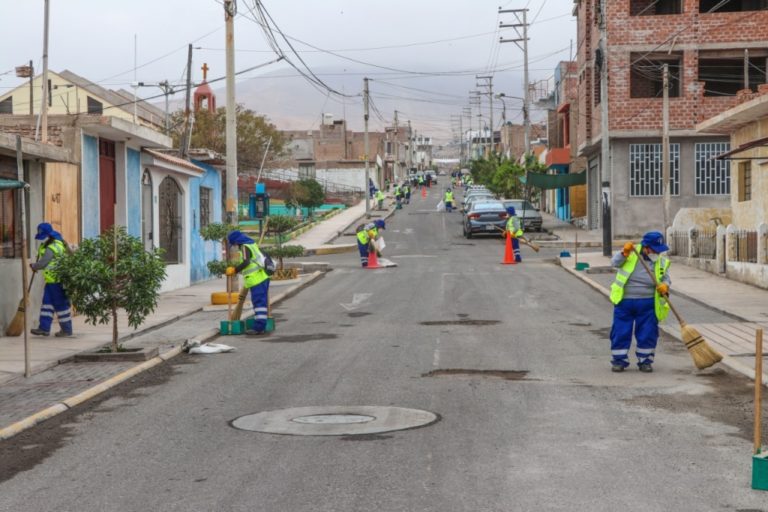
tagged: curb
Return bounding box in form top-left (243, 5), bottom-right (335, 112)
top-left (0, 270), bottom-right (327, 442)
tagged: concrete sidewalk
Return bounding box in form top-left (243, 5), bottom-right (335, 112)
top-left (559, 251), bottom-right (768, 384)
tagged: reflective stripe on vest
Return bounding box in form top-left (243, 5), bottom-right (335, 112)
top-left (241, 243), bottom-right (268, 288)
top-left (609, 247), bottom-right (671, 322)
top-left (38, 240), bottom-right (65, 284)
top-left (357, 230), bottom-right (369, 245)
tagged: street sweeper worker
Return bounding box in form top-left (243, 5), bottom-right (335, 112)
top-left (226, 230), bottom-right (270, 335)
top-left (375, 189), bottom-right (385, 210)
top-left (505, 206), bottom-right (523, 263)
top-left (356, 224), bottom-right (374, 267)
top-left (609, 231), bottom-right (671, 373)
top-left (444, 188), bottom-right (454, 212)
top-left (30, 223), bottom-right (73, 337)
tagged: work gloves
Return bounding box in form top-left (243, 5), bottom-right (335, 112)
top-left (656, 283), bottom-right (669, 296)
top-left (622, 242), bottom-right (635, 257)
top-left (225, 266), bottom-right (236, 276)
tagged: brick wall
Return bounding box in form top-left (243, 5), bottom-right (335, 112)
top-left (576, 0), bottom-right (768, 148)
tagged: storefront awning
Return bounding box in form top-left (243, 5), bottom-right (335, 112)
top-left (523, 171), bottom-right (586, 190)
top-left (0, 178), bottom-right (27, 190)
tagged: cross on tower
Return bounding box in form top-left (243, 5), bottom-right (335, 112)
top-left (201, 63), bottom-right (209, 81)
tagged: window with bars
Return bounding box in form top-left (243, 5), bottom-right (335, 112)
top-left (199, 187), bottom-right (212, 229)
top-left (629, 143), bottom-right (680, 197)
top-left (738, 161), bottom-right (752, 201)
top-left (695, 142), bottom-right (731, 195)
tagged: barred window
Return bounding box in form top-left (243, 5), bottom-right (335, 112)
top-left (199, 187), bottom-right (212, 229)
top-left (629, 143), bottom-right (680, 197)
top-left (695, 142), bottom-right (730, 195)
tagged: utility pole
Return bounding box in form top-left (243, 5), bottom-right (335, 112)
top-left (363, 77), bottom-right (370, 214)
top-left (477, 75), bottom-right (494, 156)
top-left (499, 7), bottom-right (530, 154)
top-left (224, 0), bottom-right (238, 224)
top-left (599, 0), bottom-right (612, 256)
top-left (469, 91), bottom-right (482, 159)
top-left (662, 63), bottom-right (671, 235)
top-left (180, 45), bottom-right (193, 158)
top-left (462, 107), bottom-right (471, 163)
top-left (40, 0), bottom-right (50, 143)
top-left (393, 110), bottom-right (399, 182)
top-left (407, 120), bottom-right (413, 171)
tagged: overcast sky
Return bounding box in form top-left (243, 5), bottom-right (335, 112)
top-left (1, 0), bottom-right (576, 140)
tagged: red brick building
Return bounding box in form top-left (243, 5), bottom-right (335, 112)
top-left (576, 0), bottom-right (768, 236)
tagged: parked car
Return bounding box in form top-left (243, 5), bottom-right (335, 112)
top-left (461, 191), bottom-right (494, 210)
top-left (463, 200), bottom-right (509, 238)
top-left (502, 199), bottom-right (543, 232)
top-left (464, 194), bottom-right (496, 213)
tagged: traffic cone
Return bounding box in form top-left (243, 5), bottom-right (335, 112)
top-left (421, 187), bottom-right (427, 199)
top-left (502, 231), bottom-right (516, 265)
top-left (367, 247), bottom-right (382, 269)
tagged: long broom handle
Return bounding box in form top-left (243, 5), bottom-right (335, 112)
top-left (756, 328), bottom-right (764, 455)
top-left (635, 249), bottom-right (685, 325)
top-left (493, 226), bottom-right (540, 252)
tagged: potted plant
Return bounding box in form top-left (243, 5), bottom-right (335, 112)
top-left (55, 226), bottom-right (166, 356)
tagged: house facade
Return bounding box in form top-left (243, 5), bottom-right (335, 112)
top-left (0, 70), bottom-right (222, 297)
top-left (575, 0), bottom-right (768, 236)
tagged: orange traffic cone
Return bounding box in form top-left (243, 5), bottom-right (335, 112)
top-left (502, 231), bottom-right (516, 265)
top-left (367, 247), bottom-right (382, 269)
top-left (421, 187), bottom-right (427, 199)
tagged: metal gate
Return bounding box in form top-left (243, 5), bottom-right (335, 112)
top-left (158, 176), bottom-right (182, 264)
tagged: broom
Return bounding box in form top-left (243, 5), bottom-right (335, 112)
top-left (636, 251), bottom-right (722, 369)
top-left (5, 272), bottom-right (36, 337)
top-left (231, 217), bottom-right (270, 321)
top-left (493, 226), bottom-right (540, 252)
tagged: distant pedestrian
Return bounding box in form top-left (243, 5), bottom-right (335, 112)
top-left (505, 206), bottom-right (522, 263)
top-left (444, 188), bottom-right (454, 212)
top-left (609, 231), bottom-right (671, 373)
top-left (30, 223), bottom-right (73, 337)
top-left (226, 230), bottom-right (271, 335)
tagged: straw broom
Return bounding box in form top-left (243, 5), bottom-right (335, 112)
top-left (493, 225), bottom-right (540, 252)
top-left (5, 273), bottom-right (35, 337)
top-left (636, 252), bottom-right (722, 369)
top-left (231, 217), bottom-right (269, 321)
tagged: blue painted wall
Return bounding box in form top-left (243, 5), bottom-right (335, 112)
top-left (189, 160), bottom-right (222, 283)
top-left (81, 134), bottom-right (100, 239)
top-left (126, 148), bottom-right (141, 237)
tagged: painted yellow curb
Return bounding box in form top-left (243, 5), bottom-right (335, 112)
top-left (0, 403), bottom-right (68, 441)
top-left (314, 245), bottom-right (357, 255)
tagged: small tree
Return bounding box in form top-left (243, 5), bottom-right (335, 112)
top-left (200, 222), bottom-right (237, 277)
top-left (264, 214), bottom-right (304, 277)
top-left (287, 179), bottom-right (325, 218)
top-left (55, 227), bottom-right (166, 352)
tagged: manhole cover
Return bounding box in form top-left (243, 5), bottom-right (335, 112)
top-left (292, 414), bottom-right (375, 424)
top-left (231, 406), bottom-right (438, 436)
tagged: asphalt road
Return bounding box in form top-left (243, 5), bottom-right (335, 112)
top-left (0, 182), bottom-right (765, 511)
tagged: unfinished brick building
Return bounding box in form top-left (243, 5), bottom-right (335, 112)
top-left (575, 0), bottom-right (768, 236)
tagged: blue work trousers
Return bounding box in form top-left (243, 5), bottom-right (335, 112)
top-left (249, 280), bottom-right (270, 332)
top-left (445, 201), bottom-right (453, 212)
top-left (39, 283), bottom-right (73, 334)
top-left (357, 240), bottom-right (369, 267)
top-left (610, 297), bottom-right (658, 368)
top-left (512, 237), bottom-right (521, 262)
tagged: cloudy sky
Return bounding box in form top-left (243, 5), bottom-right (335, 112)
top-left (1, 0), bottom-right (576, 141)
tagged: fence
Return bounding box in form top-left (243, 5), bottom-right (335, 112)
top-left (668, 224), bottom-right (767, 266)
top-left (734, 229), bottom-right (758, 263)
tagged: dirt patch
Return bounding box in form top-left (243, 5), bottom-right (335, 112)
top-left (347, 312), bottom-right (371, 318)
top-left (422, 369), bottom-right (530, 381)
top-left (453, 243), bottom-right (475, 246)
top-left (589, 327), bottom-right (611, 339)
top-left (624, 368), bottom-right (755, 442)
top-left (338, 324), bottom-right (354, 327)
top-left (420, 319), bottom-right (500, 326)
top-left (0, 356), bottom-right (196, 484)
top-left (456, 314), bottom-right (469, 318)
top-left (259, 333), bottom-right (338, 343)
top-left (569, 322), bottom-right (593, 327)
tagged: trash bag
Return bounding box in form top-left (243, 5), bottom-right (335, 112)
top-left (187, 341), bottom-right (237, 354)
top-left (436, 200), bottom-right (444, 211)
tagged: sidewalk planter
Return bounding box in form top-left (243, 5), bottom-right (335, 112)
top-left (75, 346), bottom-right (159, 363)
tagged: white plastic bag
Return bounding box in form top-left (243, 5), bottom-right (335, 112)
top-left (436, 200), bottom-right (444, 211)
top-left (188, 342), bottom-right (237, 354)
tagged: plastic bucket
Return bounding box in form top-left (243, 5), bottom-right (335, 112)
top-left (753, 452), bottom-right (768, 491)
top-left (575, 262), bottom-right (590, 271)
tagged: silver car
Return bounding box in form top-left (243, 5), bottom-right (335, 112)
top-left (502, 199), bottom-right (543, 232)
top-left (462, 200), bottom-right (509, 238)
